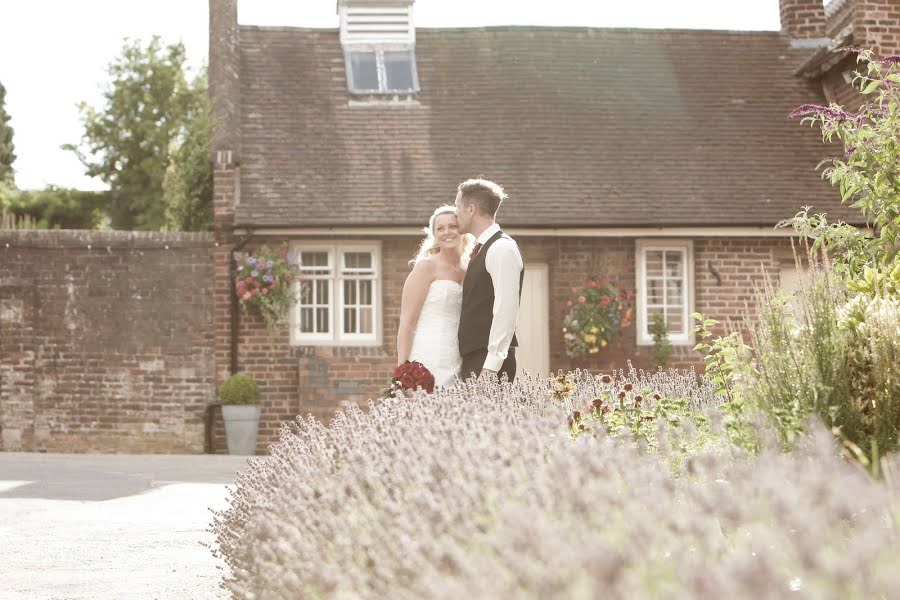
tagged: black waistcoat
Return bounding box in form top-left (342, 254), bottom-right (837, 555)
top-left (458, 230), bottom-right (524, 357)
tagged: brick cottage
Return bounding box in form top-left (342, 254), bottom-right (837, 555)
top-left (207, 0), bottom-right (896, 448)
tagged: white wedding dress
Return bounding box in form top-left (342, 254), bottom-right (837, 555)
top-left (408, 280), bottom-right (463, 389)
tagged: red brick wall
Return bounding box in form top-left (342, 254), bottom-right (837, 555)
top-left (222, 234), bottom-right (794, 450)
top-left (853, 0), bottom-right (900, 56)
top-left (0, 230), bottom-right (216, 453)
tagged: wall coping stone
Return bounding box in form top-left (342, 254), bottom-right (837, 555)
top-left (0, 229), bottom-right (215, 249)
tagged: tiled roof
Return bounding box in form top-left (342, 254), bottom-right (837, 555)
top-left (235, 26), bottom-right (862, 228)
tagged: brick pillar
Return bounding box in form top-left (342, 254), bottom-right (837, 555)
top-left (0, 278), bottom-right (35, 451)
top-left (853, 0), bottom-right (900, 56)
top-left (780, 0), bottom-right (827, 41)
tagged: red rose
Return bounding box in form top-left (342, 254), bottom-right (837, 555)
top-left (400, 374), bottom-right (416, 389)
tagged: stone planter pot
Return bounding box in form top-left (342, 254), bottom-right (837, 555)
top-left (221, 404), bottom-right (261, 455)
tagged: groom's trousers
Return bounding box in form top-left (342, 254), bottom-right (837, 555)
top-left (459, 348), bottom-right (516, 383)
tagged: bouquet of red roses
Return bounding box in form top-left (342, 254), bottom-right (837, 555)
top-left (382, 361), bottom-right (435, 398)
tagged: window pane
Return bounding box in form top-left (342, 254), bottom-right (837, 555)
top-left (665, 251), bottom-right (683, 277)
top-left (384, 50), bottom-right (414, 91)
top-left (300, 283), bottom-right (313, 304)
top-left (316, 308), bottom-right (329, 333)
top-left (315, 281), bottom-right (330, 304)
top-left (344, 307), bottom-right (357, 333)
top-left (350, 51), bottom-right (378, 91)
top-left (344, 280), bottom-right (357, 305)
top-left (360, 280), bottom-right (372, 305)
top-left (344, 252), bottom-right (372, 270)
top-left (647, 279), bottom-right (663, 305)
top-left (645, 251), bottom-right (663, 277)
top-left (301, 252), bottom-right (328, 267)
top-left (665, 309), bottom-right (683, 333)
top-left (300, 308), bottom-right (313, 333)
top-left (666, 280), bottom-right (684, 305)
top-left (359, 307), bottom-right (373, 334)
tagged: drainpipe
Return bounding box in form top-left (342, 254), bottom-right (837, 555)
top-left (205, 231), bottom-right (252, 454)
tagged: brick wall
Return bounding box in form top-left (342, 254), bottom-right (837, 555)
top-left (0, 230), bottom-right (216, 453)
top-left (223, 234), bottom-right (794, 450)
top-left (853, 0), bottom-right (900, 56)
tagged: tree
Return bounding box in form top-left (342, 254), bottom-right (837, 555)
top-left (0, 186), bottom-right (108, 229)
top-left (0, 80), bottom-right (15, 184)
top-left (163, 70), bottom-right (213, 231)
top-left (65, 37), bottom-right (200, 230)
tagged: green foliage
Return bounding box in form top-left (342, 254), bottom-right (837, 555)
top-left (65, 37), bottom-right (207, 230)
top-left (234, 244), bottom-right (304, 330)
top-left (648, 313), bottom-right (673, 369)
top-left (691, 313), bottom-right (761, 451)
top-left (0, 81), bottom-right (14, 184)
top-left (0, 186), bottom-right (107, 229)
top-left (163, 70), bottom-right (213, 231)
top-left (784, 50), bottom-right (900, 281)
top-left (218, 372), bottom-right (261, 405)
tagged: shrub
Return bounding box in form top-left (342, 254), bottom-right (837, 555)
top-left (217, 372), bottom-right (260, 405)
top-left (211, 375), bottom-right (900, 598)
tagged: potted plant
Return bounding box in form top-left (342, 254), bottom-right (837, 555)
top-left (218, 372), bottom-right (261, 455)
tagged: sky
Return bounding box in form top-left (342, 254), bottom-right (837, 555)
top-left (0, 0), bottom-right (783, 191)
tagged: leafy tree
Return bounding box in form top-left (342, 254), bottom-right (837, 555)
top-left (163, 70), bottom-right (213, 231)
top-left (0, 80), bottom-right (15, 184)
top-left (65, 37), bottom-right (200, 230)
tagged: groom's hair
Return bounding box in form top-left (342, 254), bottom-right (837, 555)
top-left (457, 178), bottom-right (507, 218)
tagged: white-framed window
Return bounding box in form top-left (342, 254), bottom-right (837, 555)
top-left (635, 240), bottom-right (694, 346)
top-left (291, 243), bottom-right (381, 346)
top-left (345, 47), bottom-right (419, 95)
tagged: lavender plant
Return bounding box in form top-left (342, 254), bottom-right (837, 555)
top-left (211, 375), bottom-right (900, 599)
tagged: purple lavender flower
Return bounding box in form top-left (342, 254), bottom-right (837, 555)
top-left (879, 55), bottom-right (900, 65)
top-left (788, 104), bottom-right (826, 119)
top-left (251, 270), bottom-right (259, 277)
top-left (263, 275), bottom-right (273, 283)
top-left (248, 257), bottom-right (257, 265)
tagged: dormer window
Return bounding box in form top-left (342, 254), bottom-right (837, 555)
top-left (346, 48), bottom-right (418, 94)
top-left (339, 0), bottom-right (418, 97)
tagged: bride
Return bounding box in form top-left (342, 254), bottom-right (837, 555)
top-left (396, 205), bottom-right (471, 389)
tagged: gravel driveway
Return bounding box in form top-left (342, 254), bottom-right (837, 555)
top-left (0, 452), bottom-right (249, 599)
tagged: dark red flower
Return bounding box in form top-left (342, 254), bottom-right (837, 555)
top-left (600, 374), bottom-right (612, 384)
top-left (400, 374), bottom-right (416, 389)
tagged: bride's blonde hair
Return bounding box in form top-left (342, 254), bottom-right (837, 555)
top-left (409, 205), bottom-right (473, 266)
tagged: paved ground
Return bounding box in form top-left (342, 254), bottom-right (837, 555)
top-left (0, 452), bottom-right (251, 599)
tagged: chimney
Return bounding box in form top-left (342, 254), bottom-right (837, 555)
top-left (209, 0), bottom-right (240, 163)
top-left (851, 0), bottom-right (900, 56)
top-left (780, 0), bottom-right (829, 47)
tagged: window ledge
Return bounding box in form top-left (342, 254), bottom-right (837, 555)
top-left (348, 95), bottom-right (421, 108)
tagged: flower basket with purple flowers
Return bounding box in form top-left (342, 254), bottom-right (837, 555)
top-left (233, 244), bottom-right (304, 329)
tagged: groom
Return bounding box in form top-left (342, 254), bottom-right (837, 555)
top-left (454, 178), bottom-right (525, 382)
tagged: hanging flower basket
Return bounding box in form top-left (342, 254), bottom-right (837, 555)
top-left (563, 276), bottom-right (634, 358)
top-left (233, 244), bottom-right (304, 329)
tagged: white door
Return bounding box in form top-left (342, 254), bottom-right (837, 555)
top-left (516, 263), bottom-right (550, 377)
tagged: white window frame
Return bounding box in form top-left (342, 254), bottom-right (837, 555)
top-left (635, 239), bottom-right (695, 346)
top-left (344, 46), bottom-right (420, 95)
top-left (290, 242), bottom-right (382, 346)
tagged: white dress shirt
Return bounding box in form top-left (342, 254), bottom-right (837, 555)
top-left (475, 223), bottom-right (524, 372)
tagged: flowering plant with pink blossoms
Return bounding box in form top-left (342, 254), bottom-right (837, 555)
top-left (233, 244), bottom-right (304, 329)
